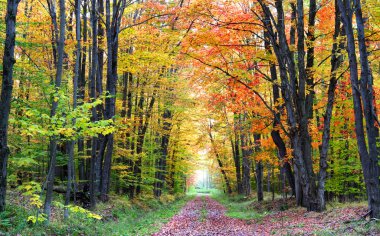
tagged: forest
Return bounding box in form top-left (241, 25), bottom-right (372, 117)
top-left (0, 0), bottom-right (380, 235)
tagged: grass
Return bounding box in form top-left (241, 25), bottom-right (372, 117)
top-left (211, 192), bottom-right (265, 221)
top-left (0, 192), bottom-right (192, 236)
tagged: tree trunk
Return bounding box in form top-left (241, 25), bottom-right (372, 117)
top-left (241, 114), bottom-right (252, 196)
top-left (233, 113), bottom-right (242, 194)
top-left (154, 108), bottom-right (172, 198)
top-left (337, 0), bottom-right (380, 218)
top-left (0, 0), bottom-right (20, 212)
top-left (44, 0), bottom-right (66, 220)
top-left (98, 0), bottom-right (126, 202)
top-left (259, 0), bottom-right (321, 211)
top-left (317, 0), bottom-right (344, 212)
top-left (64, 0), bottom-right (81, 219)
top-left (208, 122), bottom-right (232, 194)
top-left (263, 11), bottom-right (296, 196)
top-left (254, 134), bottom-right (263, 201)
top-left (78, 0), bottom-right (88, 184)
top-left (89, 0), bottom-right (99, 209)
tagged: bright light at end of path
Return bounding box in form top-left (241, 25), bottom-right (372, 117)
top-left (195, 169), bottom-right (207, 183)
top-left (197, 149), bottom-right (209, 159)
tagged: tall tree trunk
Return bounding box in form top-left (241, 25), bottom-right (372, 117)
top-left (89, 0), bottom-right (99, 209)
top-left (317, 0), bottom-right (344, 212)
top-left (259, 0), bottom-right (321, 211)
top-left (134, 89), bottom-right (156, 195)
top-left (263, 12), bottom-right (296, 197)
top-left (207, 122), bottom-right (232, 194)
top-left (99, 0), bottom-right (126, 202)
top-left (96, 0), bottom-right (105, 196)
top-left (44, 0), bottom-right (66, 220)
top-left (0, 0), bottom-right (20, 212)
top-left (78, 0), bottom-right (88, 183)
top-left (65, 0), bottom-right (82, 219)
top-left (254, 134), bottom-right (263, 201)
top-left (233, 113), bottom-right (242, 194)
top-left (241, 114), bottom-right (252, 196)
top-left (154, 108), bottom-right (172, 198)
top-left (337, 0), bottom-right (380, 218)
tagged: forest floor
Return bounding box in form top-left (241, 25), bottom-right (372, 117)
top-left (2, 190), bottom-right (380, 235)
top-left (154, 195), bottom-right (380, 236)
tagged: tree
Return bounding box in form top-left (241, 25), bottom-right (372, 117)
top-left (43, 0), bottom-right (66, 221)
top-left (0, 0), bottom-right (21, 212)
top-left (337, 0), bottom-right (380, 218)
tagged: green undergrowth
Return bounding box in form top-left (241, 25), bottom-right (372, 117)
top-left (212, 192), bottom-right (266, 221)
top-left (0, 192), bottom-right (192, 236)
top-left (212, 191), bottom-right (293, 221)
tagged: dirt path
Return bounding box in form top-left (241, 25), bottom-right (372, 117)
top-left (153, 196), bottom-right (259, 236)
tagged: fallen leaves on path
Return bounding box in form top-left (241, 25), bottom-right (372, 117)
top-left (154, 196), bottom-right (375, 235)
top-left (153, 196), bottom-right (256, 236)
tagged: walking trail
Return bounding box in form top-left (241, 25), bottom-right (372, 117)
top-left (153, 195), bottom-right (372, 236)
top-left (153, 196), bottom-right (260, 236)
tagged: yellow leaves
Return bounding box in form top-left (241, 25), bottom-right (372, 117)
top-left (87, 212), bottom-right (102, 220)
top-left (65, 205), bottom-right (102, 220)
top-left (30, 194), bottom-right (43, 208)
top-left (58, 127), bottom-right (75, 137)
top-left (18, 181), bottom-right (42, 196)
top-left (27, 214), bottom-right (46, 224)
top-left (111, 165), bottom-right (130, 171)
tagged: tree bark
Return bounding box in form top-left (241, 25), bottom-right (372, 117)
top-left (89, 0), bottom-right (99, 209)
top-left (78, 0), bottom-right (88, 184)
top-left (233, 113), bottom-right (242, 194)
top-left (337, 0), bottom-right (380, 218)
top-left (64, 0), bottom-right (82, 219)
top-left (208, 123), bottom-right (232, 194)
top-left (0, 0), bottom-right (20, 212)
top-left (241, 114), bottom-right (252, 196)
top-left (254, 134), bottom-right (263, 201)
top-left (263, 11), bottom-right (296, 197)
top-left (154, 108), bottom-right (172, 198)
top-left (317, 0), bottom-right (344, 212)
top-left (44, 0), bottom-right (66, 220)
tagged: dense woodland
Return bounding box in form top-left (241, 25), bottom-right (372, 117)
top-left (0, 0), bottom-right (380, 230)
